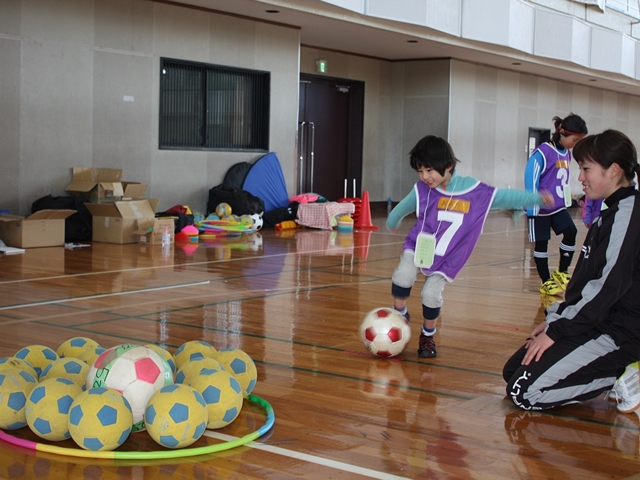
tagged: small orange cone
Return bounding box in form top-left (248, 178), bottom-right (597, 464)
top-left (353, 190), bottom-right (378, 230)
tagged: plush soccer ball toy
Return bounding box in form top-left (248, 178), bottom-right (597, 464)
top-left (0, 356), bottom-right (38, 380)
top-left (68, 387), bottom-right (133, 451)
top-left (144, 383), bottom-right (208, 448)
top-left (86, 344), bottom-right (173, 432)
top-left (25, 377), bottom-right (83, 441)
top-left (0, 368), bottom-right (38, 429)
top-left (56, 337), bottom-right (101, 359)
top-left (14, 344), bottom-right (59, 378)
top-left (359, 307), bottom-right (411, 358)
top-left (40, 357), bottom-right (90, 387)
top-left (215, 203), bottom-right (232, 218)
top-left (215, 348), bottom-right (257, 397)
top-left (187, 369), bottom-right (243, 429)
top-left (174, 357), bottom-right (226, 385)
top-left (173, 340), bottom-right (219, 371)
top-left (145, 344), bottom-right (176, 374)
top-left (248, 213), bottom-right (264, 231)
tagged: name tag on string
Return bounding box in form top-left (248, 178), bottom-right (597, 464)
top-left (414, 233), bottom-right (436, 268)
top-left (563, 185), bottom-right (572, 208)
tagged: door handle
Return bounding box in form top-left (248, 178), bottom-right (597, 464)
top-left (298, 122), bottom-right (307, 193)
top-left (308, 122), bottom-right (315, 192)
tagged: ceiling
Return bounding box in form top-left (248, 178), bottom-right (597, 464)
top-left (159, 0), bottom-right (640, 96)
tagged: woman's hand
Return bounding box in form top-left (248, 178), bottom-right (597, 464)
top-left (522, 322), bottom-right (554, 365)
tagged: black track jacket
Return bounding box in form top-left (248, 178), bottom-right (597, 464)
top-left (545, 186), bottom-right (640, 352)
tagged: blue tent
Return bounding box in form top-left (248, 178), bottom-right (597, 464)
top-left (239, 152), bottom-right (289, 213)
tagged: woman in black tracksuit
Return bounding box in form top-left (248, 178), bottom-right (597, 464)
top-left (504, 129), bottom-right (640, 412)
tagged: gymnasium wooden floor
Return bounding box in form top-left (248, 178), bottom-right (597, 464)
top-left (1, 208), bottom-right (639, 479)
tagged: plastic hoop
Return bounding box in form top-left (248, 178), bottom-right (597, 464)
top-left (0, 394), bottom-right (274, 460)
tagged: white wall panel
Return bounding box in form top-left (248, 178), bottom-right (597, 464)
top-left (320, 0), bottom-right (365, 14)
top-left (535, 9), bottom-right (591, 67)
top-left (591, 26), bottom-right (635, 77)
top-left (425, 0), bottom-right (461, 36)
top-left (367, 0), bottom-right (428, 27)
top-left (462, 0), bottom-right (534, 53)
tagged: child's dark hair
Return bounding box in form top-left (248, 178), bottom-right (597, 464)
top-left (573, 129), bottom-right (639, 182)
top-left (551, 113), bottom-right (588, 144)
top-left (409, 135), bottom-right (459, 176)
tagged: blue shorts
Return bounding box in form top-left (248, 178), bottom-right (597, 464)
top-left (527, 209), bottom-right (575, 242)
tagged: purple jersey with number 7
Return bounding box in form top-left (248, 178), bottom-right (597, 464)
top-left (404, 180), bottom-right (497, 281)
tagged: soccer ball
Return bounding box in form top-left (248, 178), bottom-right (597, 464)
top-left (173, 340), bottom-right (219, 371)
top-left (215, 348), bottom-right (257, 397)
top-left (359, 308), bottom-right (411, 358)
top-left (14, 344), bottom-right (59, 378)
top-left (174, 357), bottom-right (226, 385)
top-left (57, 337), bottom-right (101, 359)
top-left (77, 346), bottom-right (106, 366)
top-left (0, 368), bottom-right (38, 429)
top-left (68, 387), bottom-right (133, 451)
top-left (144, 384), bottom-right (208, 449)
top-left (187, 369), bottom-right (243, 429)
top-left (145, 344), bottom-right (176, 374)
top-left (0, 356), bottom-right (39, 380)
top-left (25, 377), bottom-right (83, 441)
top-left (40, 357), bottom-right (89, 387)
top-left (86, 344), bottom-right (174, 432)
top-left (248, 213), bottom-right (263, 231)
top-left (215, 203), bottom-right (232, 218)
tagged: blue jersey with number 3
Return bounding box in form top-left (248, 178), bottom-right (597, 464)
top-left (404, 180), bottom-right (496, 281)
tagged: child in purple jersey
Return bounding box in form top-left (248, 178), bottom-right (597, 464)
top-left (524, 114), bottom-right (588, 297)
top-left (387, 135), bottom-right (552, 358)
top-left (582, 197), bottom-right (604, 228)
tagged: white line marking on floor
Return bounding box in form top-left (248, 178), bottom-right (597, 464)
top-left (204, 431), bottom-right (409, 480)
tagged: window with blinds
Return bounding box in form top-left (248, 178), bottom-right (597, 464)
top-left (159, 58), bottom-right (270, 151)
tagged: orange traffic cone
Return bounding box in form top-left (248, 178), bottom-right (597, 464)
top-left (353, 190), bottom-right (378, 230)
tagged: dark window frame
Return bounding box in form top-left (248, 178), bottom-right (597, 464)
top-left (159, 58), bottom-right (270, 152)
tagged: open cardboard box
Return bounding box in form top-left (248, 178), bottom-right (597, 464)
top-left (134, 217), bottom-right (175, 245)
top-left (66, 167), bottom-right (147, 203)
top-left (85, 199), bottom-right (159, 244)
top-left (0, 210), bottom-right (76, 248)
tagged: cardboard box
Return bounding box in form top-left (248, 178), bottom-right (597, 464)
top-left (121, 182), bottom-right (147, 200)
top-left (66, 167), bottom-right (123, 203)
top-left (85, 199), bottom-right (159, 244)
top-left (0, 210), bottom-right (76, 248)
top-left (134, 218), bottom-right (175, 245)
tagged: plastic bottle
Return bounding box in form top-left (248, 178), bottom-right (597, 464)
top-left (162, 226), bottom-right (171, 247)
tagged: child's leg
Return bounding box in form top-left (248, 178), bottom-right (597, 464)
top-left (391, 250), bottom-right (418, 317)
top-left (417, 274), bottom-right (446, 358)
top-left (533, 240), bottom-right (550, 281)
top-left (504, 332), bottom-right (631, 410)
top-left (558, 224), bottom-right (577, 273)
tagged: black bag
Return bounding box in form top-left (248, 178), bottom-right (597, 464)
top-left (263, 203), bottom-right (299, 228)
top-left (31, 195), bottom-right (92, 242)
top-left (207, 185), bottom-right (265, 216)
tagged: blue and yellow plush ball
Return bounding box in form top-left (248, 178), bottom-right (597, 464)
top-left (40, 357), bottom-right (90, 388)
top-left (173, 340), bottom-right (219, 371)
top-left (14, 344), bottom-right (59, 378)
top-left (215, 348), bottom-right (258, 397)
top-left (56, 337), bottom-right (101, 359)
top-left (144, 384), bottom-right (208, 448)
top-left (0, 368), bottom-right (38, 430)
top-left (25, 377), bottom-right (83, 441)
top-left (68, 387), bottom-right (133, 451)
top-left (187, 369), bottom-right (243, 429)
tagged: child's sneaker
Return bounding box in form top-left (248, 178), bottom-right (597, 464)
top-left (610, 362), bottom-right (640, 413)
top-left (552, 269), bottom-right (571, 290)
top-left (418, 333), bottom-right (436, 358)
top-left (393, 307), bottom-right (410, 324)
top-left (540, 279), bottom-right (563, 296)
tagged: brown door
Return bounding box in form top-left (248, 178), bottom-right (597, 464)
top-left (298, 75), bottom-right (364, 201)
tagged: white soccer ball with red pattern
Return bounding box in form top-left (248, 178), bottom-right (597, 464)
top-left (85, 344), bottom-right (173, 432)
top-left (359, 308), bottom-right (411, 358)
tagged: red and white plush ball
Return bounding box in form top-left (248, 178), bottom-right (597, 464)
top-left (359, 308), bottom-right (411, 358)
